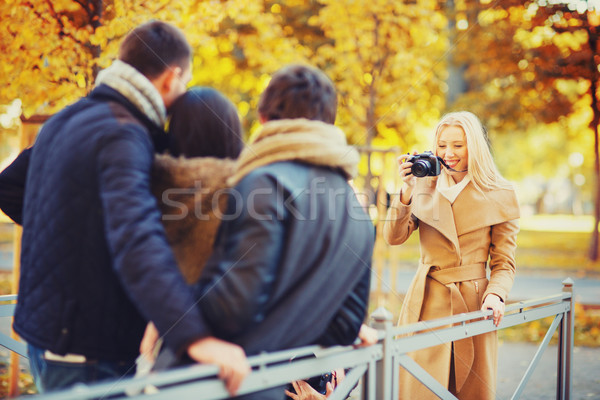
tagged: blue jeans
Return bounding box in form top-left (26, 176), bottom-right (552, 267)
top-left (27, 344), bottom-right (135, 393)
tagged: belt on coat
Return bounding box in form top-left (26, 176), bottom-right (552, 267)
top-left (427, 263), bottom-right (486, 393)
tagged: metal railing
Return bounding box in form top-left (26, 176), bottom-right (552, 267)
top-left (0, 279), bottom-right (574, 400)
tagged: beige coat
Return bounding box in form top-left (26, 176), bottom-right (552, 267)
top-left (383, 174), bottom-right (519, 399)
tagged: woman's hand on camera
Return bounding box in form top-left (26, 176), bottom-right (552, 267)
top-left (398, 152), bottom-right (417, 205)
top-left (481, 294), bottom-right (505, 326)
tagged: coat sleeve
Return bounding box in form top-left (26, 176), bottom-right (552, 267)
top-left (97, 127), bottom-right (209, 353)
top-left (483, 218), bottom-right (519, 302)
top-left (316, 267), bottom-right (371, 346)
top-left (194, 173), bottom-right (286, 340)
top-left (383, 191), bottom-right (419, 245)
top-left (0, 147), bottom-right (31, 225)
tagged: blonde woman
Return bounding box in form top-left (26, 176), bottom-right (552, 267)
top-left (384, 111), bottom-right (519, 399)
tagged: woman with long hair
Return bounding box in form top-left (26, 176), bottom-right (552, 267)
top-left (384, 111), bottom-right (520, 399)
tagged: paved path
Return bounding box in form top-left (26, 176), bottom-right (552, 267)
top-left (497, 342), bottom-right (600, 400)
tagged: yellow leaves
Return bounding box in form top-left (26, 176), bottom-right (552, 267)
top-left (76, 73), bottom-right (87, 89)
top-left (551, 30), bottom-right (587, 53)
top-left (515, 25), bottom-right (555, 49)
top-left (478, 8), bottom-right (509, 26)
top-left (270, 4), bottom-right (281, 14)
top-left (309, 0), bottom-right (448, 146)
top-left (2, 0), bottom-right (448, 153)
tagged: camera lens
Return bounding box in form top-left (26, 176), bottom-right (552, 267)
top-left (411, 160), bottom-right (431, 177)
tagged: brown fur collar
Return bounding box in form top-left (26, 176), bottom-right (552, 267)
top-left (152, 154), bottom-right (236, 283)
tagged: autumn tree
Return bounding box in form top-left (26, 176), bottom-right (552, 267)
top-left (451, 0), bottom-right (600, 260)
top-left (179, 0), bottom-right (451, 196)
top-left (179, 0), bottom-right (311, 135)
top-left (312, 0), bottom-right (448, 196)
top-left (0, 0), bottom-right (189, 116)
top-left (4, 0), bottom-right (451, 200)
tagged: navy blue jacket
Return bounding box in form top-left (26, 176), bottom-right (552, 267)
top-left (13, 85), bottom-right (207, 362)
top-left (0, 147), bottom-right (30, 225)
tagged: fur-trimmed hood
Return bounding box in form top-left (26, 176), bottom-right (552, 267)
top-left (152, 154), bottom-right (236, 283)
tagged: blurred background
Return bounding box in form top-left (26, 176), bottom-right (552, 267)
top-left (2, 0), bottom-right (600, 243)
top-left (0, 0), bottom-right (599, 396)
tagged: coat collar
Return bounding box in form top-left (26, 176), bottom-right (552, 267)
top-left (90, 85), bottom-right (170, 152)
top-left (411, 176), bottom-right (461, 256)
top-left (411, 176), bottom-right (520, 253)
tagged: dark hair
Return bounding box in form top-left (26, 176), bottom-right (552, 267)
top-left (258, 64), bottom-right (337, 124)
top-left (119, 20), bottom-right (191, 79)
top-left (168, 87), bottom-right (243, 159)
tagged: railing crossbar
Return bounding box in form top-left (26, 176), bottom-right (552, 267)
top-left (0, 333), bottom-right (27, 358)
top-left (24, 344), bottom-right (380, 400)
top-left (328, 363), bottom-right (368, 400)
top-left (391, 293), bottom-right (570, 337)
top-left (504, 293), bottom-right (571, 312)
top-left (0, 303), bottom-right (17, 317)
top-left (510, 313), bottom-right (563, 400)
top-left (396, 354), bottom-right (458, 400)
top-left (393, 302), bottom-right (569, 355)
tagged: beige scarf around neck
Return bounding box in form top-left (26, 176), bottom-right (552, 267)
top-left (437, 169), bottom-right (471, 204)
top-left (95, 60), bottom-right (166, 127)
top-left (228, 118), bottom-right (359, 186)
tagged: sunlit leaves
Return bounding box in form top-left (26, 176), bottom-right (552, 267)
top-left (0, 0), bottom-right (191, 116)
top-left (313, 0), bottom-right (448, 146)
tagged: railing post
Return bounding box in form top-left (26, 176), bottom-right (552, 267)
top-left (370, 307), bottom-right (393, 400)
top-left (557, 278), bottom-right (574, 400)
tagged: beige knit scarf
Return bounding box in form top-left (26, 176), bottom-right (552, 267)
top-left (95, 60), bottom-right (166, 127)
top-left (228, 118), bottom-right (359, 186)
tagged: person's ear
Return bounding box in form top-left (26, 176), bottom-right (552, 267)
top-left (161, 67), bottom-right (181, 94)
top-left (152, 67), bottom-right (178, 93)
top-left (258, 113), bottom-right (267, 124)
top-left (152, 67), bottom-right (182, 109)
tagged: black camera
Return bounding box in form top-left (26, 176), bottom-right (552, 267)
top-left (285, 372), bottom-right (333, 397)
top-left (408, 151), bottom-right (441, 177)
top-left (305, 372), bottom-right (334, 394)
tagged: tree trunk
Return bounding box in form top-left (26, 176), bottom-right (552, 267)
top-left (588, 24), bottom-right (599, 261)
top-left (90, 0), bottom-right (103, 81)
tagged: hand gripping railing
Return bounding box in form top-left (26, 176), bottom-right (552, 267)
top-left (1, 279), bottom-right (574, 400)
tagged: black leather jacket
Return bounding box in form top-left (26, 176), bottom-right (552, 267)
top-left (195, 161), bottom-right (374, 356)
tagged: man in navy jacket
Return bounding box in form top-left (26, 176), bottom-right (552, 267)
top-left (5, 21), bottom-right (248, 394)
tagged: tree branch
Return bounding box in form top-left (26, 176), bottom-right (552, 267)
top-left (43, 0), bottom-right (86, 47)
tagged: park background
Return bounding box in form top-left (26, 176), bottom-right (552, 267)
top-left (0, 0), bottom-right (599, 397)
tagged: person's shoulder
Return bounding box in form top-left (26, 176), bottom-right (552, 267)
top-left (470, 181), bottom-right (520, 220)
top-left (232, 161), bottom-right (302, 194)
top-left (479, 181), bottom-right (518, 201)
top-left (243, 161), bottom-right (299, 178)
